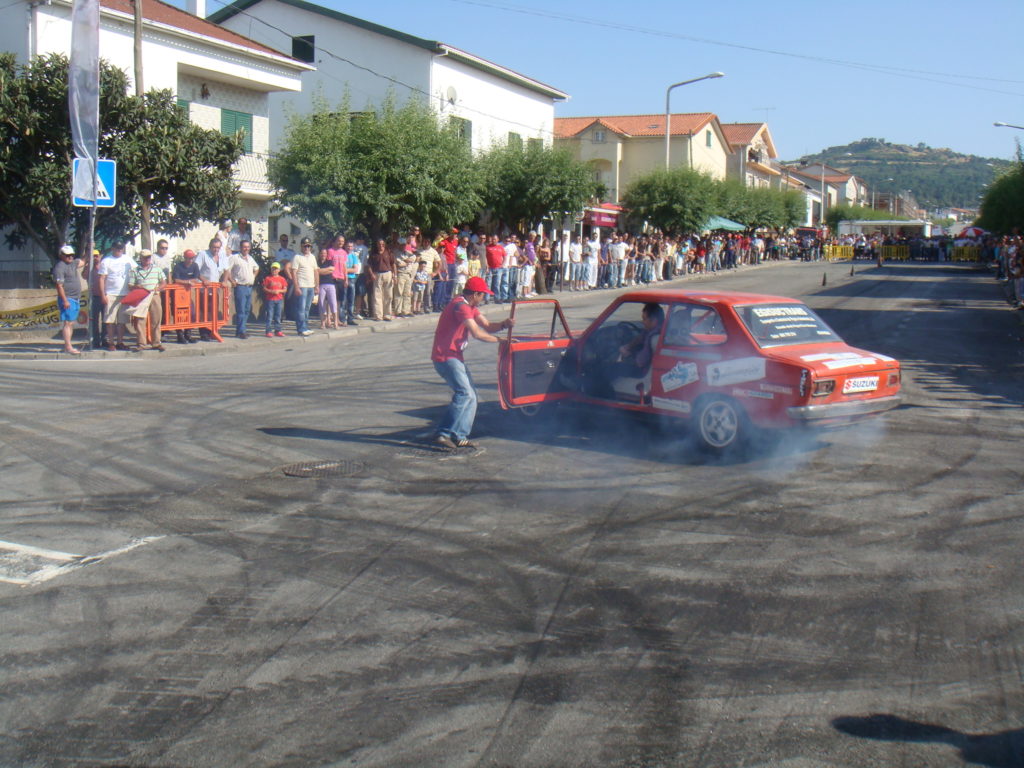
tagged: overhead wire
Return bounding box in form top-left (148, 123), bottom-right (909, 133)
top-left (447, 0), bottom-right (1024, 98)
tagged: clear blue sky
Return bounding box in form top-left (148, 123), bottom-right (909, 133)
top-left (198, 0), bottom-right (1024, 160)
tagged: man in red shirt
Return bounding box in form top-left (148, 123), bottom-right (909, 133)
top-left (431, 275), bottom-right (514, 450)
top-left (485, 234), bottom-right (506, 303)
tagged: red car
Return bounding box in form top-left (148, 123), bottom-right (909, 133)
top-left (497, 289), bottom-right (902, 453)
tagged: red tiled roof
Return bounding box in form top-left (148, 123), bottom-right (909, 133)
top-left (555, 113), bottom-right (715, 139)
top-left (720, 122), bottom-right (763, 147)
top-left (100, 0), bottom-right (292, 60)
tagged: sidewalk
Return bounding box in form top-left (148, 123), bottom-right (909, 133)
top-left (0, 260), bottom-right (802, 360)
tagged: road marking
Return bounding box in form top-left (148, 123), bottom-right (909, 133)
top-left (0, 536), bottom-right (163, 586)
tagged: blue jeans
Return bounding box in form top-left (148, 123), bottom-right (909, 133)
top-left (508, 267), bottom-right (521, 300)
top-left (341, 280), bottom-right (356, 323)
top-left (295, 287), bottom-right (314, 333)
top-left (265, 300), bottom-right (283, 334)
top-left (607, 261), bottom-right (619, 288)
top-left (434, 358), bottom-right (477, 442)
top-left (489, 268), bottom-right (506, 301)
top-left (233, 285), bottom-right (252, 335)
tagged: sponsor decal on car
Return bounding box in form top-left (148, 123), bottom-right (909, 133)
top-left (732, 388), bottom-right (774, 400)
top-left (707, 356), bottom-right (766, 387)
top-left (801, 351), bottom-right (878, 370)
top-left (759, 382), bottom-right (793, 395)
top-left (652, 396), bottom-right (691, 413)
top-left (660, 361), bottom-right (699, 392)
top-left (842, 376), bottom-right (879, 393)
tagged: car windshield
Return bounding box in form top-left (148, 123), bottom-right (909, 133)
top-left (735, 302), bottom-right (840, 348)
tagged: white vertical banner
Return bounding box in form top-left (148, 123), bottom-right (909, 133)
top-left (69, 0), bottom-right (100, 201)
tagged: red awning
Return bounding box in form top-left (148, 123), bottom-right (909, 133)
top-left (584, 208), bottom-right (620, 227)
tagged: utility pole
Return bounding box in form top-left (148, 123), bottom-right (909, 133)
top-left (134, 0), bottom-right (153, 249)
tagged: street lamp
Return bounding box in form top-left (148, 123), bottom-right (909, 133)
top-left (665, 72), bottom-right (724, 169)
top-left (994, 121), bottom-right (1024, 130)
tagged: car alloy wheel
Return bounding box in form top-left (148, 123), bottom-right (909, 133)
top-left (696, 396), bottom-right (745, 452)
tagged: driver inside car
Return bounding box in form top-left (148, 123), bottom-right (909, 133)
top-left (601, 302), bottom-right (664, 397)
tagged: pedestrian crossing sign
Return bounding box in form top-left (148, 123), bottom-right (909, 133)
top-left (72, 158), bottom-right (117, 208)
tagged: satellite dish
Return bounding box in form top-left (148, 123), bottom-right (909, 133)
top-left (446, 86), bottom-right (457, 106)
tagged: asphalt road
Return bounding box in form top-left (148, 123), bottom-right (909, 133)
top-left (2, 261), bottom-right (1023, 768)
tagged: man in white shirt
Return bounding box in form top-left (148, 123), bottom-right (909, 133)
top-left (227, 240), bottom-right (259, 338)
top-left (195, 237), bottom-right (231, 338)
top-left (97, 241), bottom-right (137, 351)
top-left (568, 234), bottom-right (583, 291)
top-left (608, 234), bottom-right (627, 289)
top-left (288, 237), bottom-right (319, 335)
top-left (226, 217), bottom-right (250, 255)
top-left (502, 235), bottom-right (519, 301)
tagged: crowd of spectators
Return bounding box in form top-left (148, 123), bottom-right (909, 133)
top-left (55, 218), bottom-right (1005, 354)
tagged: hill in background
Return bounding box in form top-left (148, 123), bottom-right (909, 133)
top-left (787, 138), bottom-right (1013, 210)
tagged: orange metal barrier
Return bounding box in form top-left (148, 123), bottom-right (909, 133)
top-left (158, 283), bottom-right (229, 341)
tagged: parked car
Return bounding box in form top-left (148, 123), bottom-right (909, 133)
top-left (497, 290), bottom-right (902, 453)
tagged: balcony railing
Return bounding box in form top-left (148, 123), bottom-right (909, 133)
top-left (233, 152), bottom-right (273, 197)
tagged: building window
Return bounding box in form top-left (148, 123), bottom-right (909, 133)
top-left (508, 132), bottom-right (522, 148)
top-left (593, 130), bottom-right (606, 144)
top-left (292, 35), bottom-right (315, 63)
top-left (706, 130), bottom-right (712, 148)
top-left (221, 108), bottom-right (253, 154)
top-left (450, 116), bottom-right (472, 146)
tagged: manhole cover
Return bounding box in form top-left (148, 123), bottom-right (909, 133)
top-left (281, 460), bottom-right (367, 478)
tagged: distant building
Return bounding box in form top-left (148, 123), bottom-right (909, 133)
top-left (794, 164), bottom-right (869, 207)
top-left (721, 123), bottom-right (779, 188)
top-left (554, 113), bottom-right (732, 204)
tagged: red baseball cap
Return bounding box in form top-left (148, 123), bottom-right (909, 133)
top-left (464, 276), bottom-right (493, 295)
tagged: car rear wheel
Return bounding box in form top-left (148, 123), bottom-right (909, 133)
top-left (694, 396), bottom-right (747, 453)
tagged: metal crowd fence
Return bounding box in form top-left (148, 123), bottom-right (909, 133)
top-left (950, 247), bottom-right (982, 262)
top-left (824, 245), bottom-right (853, 261)
top-left (881, 246), bottom-right (910, 261)
top-left (157, 282), bottom-right (229, 341)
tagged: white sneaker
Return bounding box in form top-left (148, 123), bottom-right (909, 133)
top-left (300, 330), bottom-right (315, 336)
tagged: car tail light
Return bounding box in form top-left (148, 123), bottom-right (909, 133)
top-left (812, 379), bottom-right (835, 397)
top-left (887, 371), bottom-right (900, 387)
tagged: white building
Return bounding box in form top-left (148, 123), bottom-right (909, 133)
top-left (210, 0), bottom-right (568, 155)
top-left (0, 0), bottom-right (310, 283)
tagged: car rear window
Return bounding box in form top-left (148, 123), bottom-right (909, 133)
top-left (736, 303), bottom-right (840, 348)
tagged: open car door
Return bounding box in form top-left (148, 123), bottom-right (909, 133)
top-left (497, 298), bottom-right (575, 409)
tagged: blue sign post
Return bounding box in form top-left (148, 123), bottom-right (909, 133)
top-left (72, 158), bottom-right (117, 208)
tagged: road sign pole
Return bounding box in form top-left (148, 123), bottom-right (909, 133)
top-left (87, 163), bottom-right (98, 348)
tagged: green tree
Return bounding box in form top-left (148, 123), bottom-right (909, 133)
top-left (0, 53), bottom-right (243, 260)
top-left (621, 167), bottom-right (716, 234)
top-left (977, 153), bottom-right (1024, 233)
top-left (270, 96), bottom-right (480, 239)
top-left (100, 89), bottom-right (243, 249)
top-left (0, 52), bottom-right (127, 257)
top-left (476, 139), bottom-right (602, 232)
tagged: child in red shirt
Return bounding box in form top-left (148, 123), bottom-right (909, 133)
top-left (263, 263), bottom-right (287, 337)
